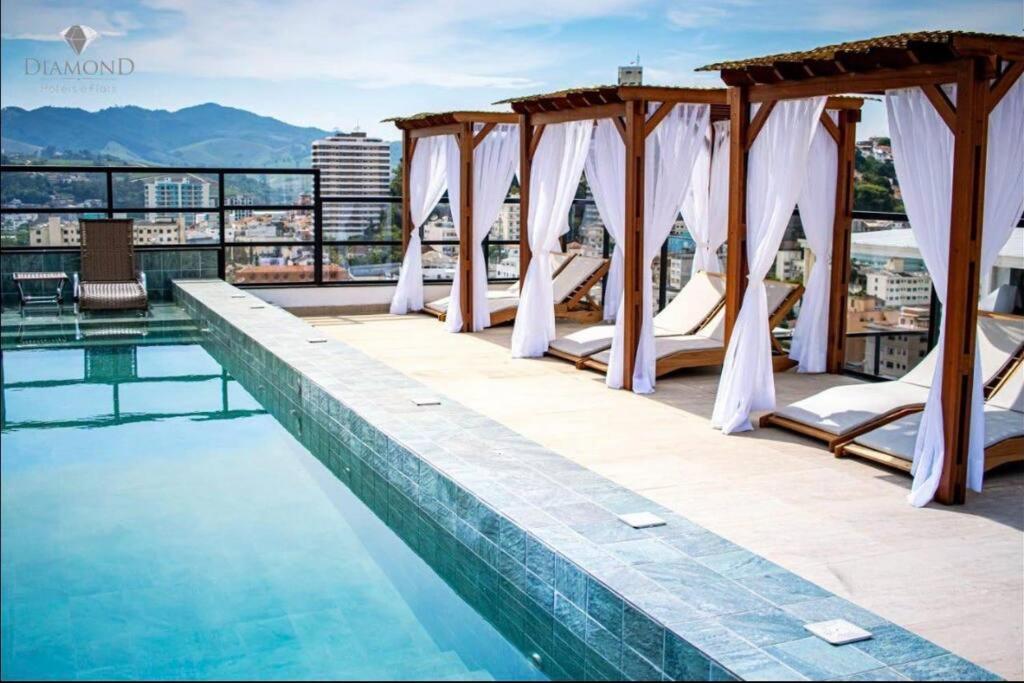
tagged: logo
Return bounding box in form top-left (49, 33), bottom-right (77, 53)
top-left (24, 24), bottom-right (135, 95)
top-left (60, 25), bottom-right (99, 55)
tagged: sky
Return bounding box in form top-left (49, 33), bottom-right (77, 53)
top-left (1, 0), bottom-right (1021, 141)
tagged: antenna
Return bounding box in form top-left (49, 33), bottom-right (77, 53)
top-left (635, 51), bottom-right (641, 65)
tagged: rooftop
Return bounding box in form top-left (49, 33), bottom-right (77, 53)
top-left (302, 311), bottom-right (1023, 680)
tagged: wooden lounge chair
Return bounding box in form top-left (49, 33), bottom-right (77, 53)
top-left (422, 251), bottom-right (572, 319)
top-left (582, 279), bottom-right (803, 378)
top-left (760, 312), bottom-right (1024, 452)
top-left (74, 219), bottom-right (148, 314)
top-left (837, 357), bottom-right (1024, 474)
top-left (425, 252), bottom-right (609, 326)
top-left (547, 271), bottom-right (726, 366)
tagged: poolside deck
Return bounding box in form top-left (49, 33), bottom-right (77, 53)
top-left (305, 311), bottom-right (1024, 680)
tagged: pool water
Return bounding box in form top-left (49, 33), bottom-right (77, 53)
top-left (1, 339), bottom-right (548, 681)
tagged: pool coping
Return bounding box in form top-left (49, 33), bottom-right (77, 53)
top-left (174, 279), bottom-right (1001, 682)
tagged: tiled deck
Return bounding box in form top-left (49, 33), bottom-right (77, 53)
top-left (304, 311), bottom-right (1024, 680)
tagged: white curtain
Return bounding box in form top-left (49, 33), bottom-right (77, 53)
top-left (682, 119), bottom-right (730, 275)
top-left (445, 124), bottom-right (520, 332)
top-left (607, 103), bottom-right (709, 393)
top-left (789, 111), bottom-right (839, 373)
top-left (389, 135), bottom-right (449, 314)
top-left (892, 75), bottom-right (1024, 506)
top-left (510, 120), bottom-right (592, 357)
top-left (585, 120), bottom-right (626, 321)
top-left (712, 97), bottom-right (826, 433)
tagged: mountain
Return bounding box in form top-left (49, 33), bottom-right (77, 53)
top-left (0, 103), bottom-right (336, 168)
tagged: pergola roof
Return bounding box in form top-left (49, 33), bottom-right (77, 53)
top-left (383, 110), bottom-right (517, 130)
top-left (697, 30), bottom-right (1024, 87)
top-left (496, 85), bottom-right (728, 113)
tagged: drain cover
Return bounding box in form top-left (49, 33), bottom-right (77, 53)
top-left (804, 619), bottom-right (872, 645)
top-left (618, 512), bottom-right (666, 529)
top-left (307, 337), bottom-right (328, 344)
top-left (411, 396), bottom-right (441, 407)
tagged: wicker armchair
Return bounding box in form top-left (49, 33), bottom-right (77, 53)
top-left (74, 219), bottom-right (148, 314)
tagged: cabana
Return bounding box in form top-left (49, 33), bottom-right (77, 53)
top-left (387, 111), bottom-right (519, 333)
top-left (699, 30), bottom-right (1024, 506)
top-left (499, 85), bottom-right (730, 391)
top-left (500, 86), bottom-right (862, 393)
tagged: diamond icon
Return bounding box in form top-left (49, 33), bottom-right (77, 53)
top-left (60, 25), bottom-right (99, 55)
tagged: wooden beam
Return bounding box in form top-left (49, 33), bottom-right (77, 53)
top-left (618, 86), bottom-right (727, 105)
top-left (401, 131), bottom-right (414, 254)
top-left (451, 112), bottom-right (518, 124)
top-left (922, 83), bottom-right (957, 132)
top-left (745, 99), bottom-right (776, 151)
top-left (988, 60), bottom-right (1024, 113)
top-left (937, 57), bottom-right (990, 506)
top-left (747, 61), bottom-right (961, 102)
top-left (612, 116), bottom-right (627, 145)
top-left (530, 103), bottom-right (624, 126)
top-left (819, 110), bottom-right (841, 144)
top-left (644, 101), bottom-right (672, 138)
top-left (409, 123), bottom-right (461, 138)
top-left (473, 122), bottom-right (497, 149)
top-left (724, 86), bottom-right (750, 342)
top-left (458, 123), bottom-right (474, 332)
top-left (518, 114), bottom-right (532, 293)
top-left (621, 98), bottom-right (647, 391)
top-left (826, 110), bottom-right (857, 374)
top-left (528, 124), bottom-right (546, 162)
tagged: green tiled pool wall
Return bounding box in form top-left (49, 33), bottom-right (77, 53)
top-left (203, 334), bottom-right (628, 681)
top-left (174, 280), bottom-right (1002, 683)
top-left (1, 249), bottom-right (218, 307)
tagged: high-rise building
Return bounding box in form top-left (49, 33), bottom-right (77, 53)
top-left (312, 131), bottom-right (391, 239)
top-left (143, 175), bottom-right (211, 225)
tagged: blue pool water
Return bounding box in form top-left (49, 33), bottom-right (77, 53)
top-left (1, 339), bottom-right (548, 681)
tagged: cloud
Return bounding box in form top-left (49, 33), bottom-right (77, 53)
top-left (4, 0), bottom-right (647, 89)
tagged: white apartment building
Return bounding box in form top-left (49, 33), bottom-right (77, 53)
top-left (865, 264), bottom-right (932, 307)
top-left (143, 175), bottom-right (212, 225)
top-left (312, 131), bottom-right (391, 239)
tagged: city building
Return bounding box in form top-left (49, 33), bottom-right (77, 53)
top-left (29, 215), bottom-right (187, 246)
top-left (312, 130), bottom-right (391, 239)
top-left (864, 258), bottom-right (932, 307)
top-left (143, 175), bottom-right (212, 225)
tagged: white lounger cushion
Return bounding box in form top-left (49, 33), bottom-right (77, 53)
top-left (552, 255), bottom-right (605, 303)
top-left (591, 279), bottom-right (796, 366)
top-left (548, 271), bottom-right (726, 359)
top-left (850, 407), bottom-right (1023, 462)
top-left (776, 315), bottom-right (1024, 436)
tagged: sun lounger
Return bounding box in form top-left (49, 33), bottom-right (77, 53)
top-left (74, 219), bottom-right (148, 314)
top-left (547, 271), bottom-right (726, 365)
top-left (422, 252), bottom-right (572, 319)
top-left (761, 313), bottom-right (1024, 450)
top-left (838, 357), bottom-right (1024, 474)
top-left (581, 279), bottom-right (802, 377)
top-left (489, 254), bottom-right (609, 326)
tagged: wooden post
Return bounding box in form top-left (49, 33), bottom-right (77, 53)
top-left (825, 109), bottom-right (859, 373)
top-left (724, 86), bottom-right (750, 342)
top-left (936, 58), bottom-right (990, 505)
top-left (458, 122), bottom-right (474, 332)
top-left (621, 98), bottom-right (647, 390)
top-left (401, 130), bottom-right (414, 253)
top-left (518, 114), bottom-right (532, 293)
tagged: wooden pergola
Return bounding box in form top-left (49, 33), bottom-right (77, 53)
top-left (386, 111), bottom-right (518, 331)
top-left (699, 30), bottom-right (1024, 505)
top-left (499, 86), bottom-right (862, 390)
top-left (500, 85), bottom-right (729, 390)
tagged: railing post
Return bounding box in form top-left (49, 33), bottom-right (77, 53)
top-left (217, 172), bottom-right (227, 280)
top-left (658, 241), bottom-right (669, 311)
top-left (313, 169), bottom-right (323, 285)
top-left (105, 170), bottom-right (114, 219)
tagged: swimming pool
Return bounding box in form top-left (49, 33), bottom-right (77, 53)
top-left (1, 328), bottom-right (551, 680)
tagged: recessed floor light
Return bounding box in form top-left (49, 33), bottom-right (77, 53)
top-left (618, 512), bottom-right (666, 529)
top-left (804, 619), bottom-right (872, 645)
